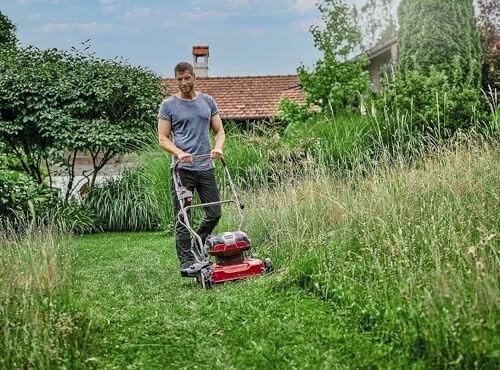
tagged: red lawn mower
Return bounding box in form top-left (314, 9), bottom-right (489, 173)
top-left (173, 154), bottom-right (273, 289)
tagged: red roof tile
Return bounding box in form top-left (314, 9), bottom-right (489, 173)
top-left (161, 75), bottom-right (305, 120)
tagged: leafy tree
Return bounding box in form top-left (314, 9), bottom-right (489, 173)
top-left (398, 0), bottom-right (482, 88)
top-left (297, 0), bottom-right (370, 114)
top-left (0, 47), bottom-right (61, 183)
top-left (355, 0), bottom-right (399, 49)
top-left (388, 0), bottom-right (484, 131)
top-left (477, 0), bottom-right (500, 91)
top-left (0, 11), bottom-right (17, 48)
top-left (0, 44), bottom-right (166, 199)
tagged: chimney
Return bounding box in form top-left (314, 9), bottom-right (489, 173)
top-left (192, 45), bottom-right (209, 77)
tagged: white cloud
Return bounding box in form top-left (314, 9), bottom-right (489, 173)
top-left (39, 22), bottom-right (112, 33)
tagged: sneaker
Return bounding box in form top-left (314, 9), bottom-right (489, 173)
top-left (180, 261), bottom-right (195, 277)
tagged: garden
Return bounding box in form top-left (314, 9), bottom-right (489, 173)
top-left (1, 0), bottom-right (499, 368)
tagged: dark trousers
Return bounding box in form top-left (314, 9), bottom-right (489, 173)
top-left (171, 168), bottom-right (222, 267)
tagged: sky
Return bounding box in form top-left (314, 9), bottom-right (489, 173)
top-left (1, 0), bottom-right (366, 78)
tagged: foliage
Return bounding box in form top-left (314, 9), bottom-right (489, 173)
top-left (0, 44), bottom-right (165, 198)
top-left (283, 112), bottom-right (376, 168)
top-left (295, 0), bottom-right (371, 114)
top-left (355, 0), bottom-right (398, 49)
top-left (391, 0), bottom-right (484, 131)
top-left (0, 47), bottom-right (62, 183)
top-left (83, 168), bottom-right (161, 232)
top-left (0, 11), bottom-right (16, 48)
top-left (398, 0), bottom-right (482, 86)
top-left (0, 168), bottom-right (56, 222)
top-left (0, 167), bottom-right (98, 233)
top-left (378, 67), bottom-right (484, 134)
top-left (477, 0), bottom-right (500, 90)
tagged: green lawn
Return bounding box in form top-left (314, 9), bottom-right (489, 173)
top-left (73, 232), bottom-right (375, 369)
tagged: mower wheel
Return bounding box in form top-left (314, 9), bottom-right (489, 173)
top-left (264, 258), bottom-right (273, 273)
top-left (200, 269), bottom-right (213, 289)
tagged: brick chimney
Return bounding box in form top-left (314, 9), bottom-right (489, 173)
top-left (192, 45), bottom-right (209, 77)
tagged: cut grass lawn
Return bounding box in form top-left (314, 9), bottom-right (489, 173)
top-left (73, 232), bottom-right (391, 369)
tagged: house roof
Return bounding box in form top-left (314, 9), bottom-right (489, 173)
top-left (161, 75), bottom-right (304, 120)
top-left (366, 37), bottom-right (397, 59)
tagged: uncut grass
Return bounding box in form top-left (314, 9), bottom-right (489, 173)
top-left (235, 138), bottom-right (499, 368)
top-left (0, 227), bottom-right (92, 369)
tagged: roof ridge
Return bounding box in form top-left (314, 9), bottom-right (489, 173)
top-left (161, 74), bottom-right (299, 80)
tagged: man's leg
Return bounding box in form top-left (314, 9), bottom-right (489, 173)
top-left (171, 169), bottom-right (197, 268)
top-left (195, 168), bottom-right (222, 244)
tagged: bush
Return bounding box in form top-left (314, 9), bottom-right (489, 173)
top-left (378, 67), bottom-right (485, 135)
top-left (0, 167), bottom-right (98, 233)
top-left (0, 169), bottom-right (55, 222)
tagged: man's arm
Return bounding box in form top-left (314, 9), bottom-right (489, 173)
top-left (210, 113), bottom-right (225, 159)
top-left (158, 117), bottom-right (192, 163)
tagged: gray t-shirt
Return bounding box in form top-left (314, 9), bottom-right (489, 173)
top-left (158, 92), bottom-right (219, 171)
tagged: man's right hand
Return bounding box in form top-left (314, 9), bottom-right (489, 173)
top-left (178, 152), bottom-right (193, 164)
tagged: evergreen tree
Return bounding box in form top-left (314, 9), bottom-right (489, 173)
top-left (0, 11), bottom-right (17, 48)
top-left (398, 0), bottom-right (482, 88)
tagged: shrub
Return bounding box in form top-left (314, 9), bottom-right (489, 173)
top-left (395, 0), bottom-right (484, 131)
top-left (0, 168), bottom-right (55, 223)
top-left (84, 168), bottom-right (161, 232)
top-left (0, 167), bottom-right (98, 233)
top-left (378, 67), bottom-right (485, 135)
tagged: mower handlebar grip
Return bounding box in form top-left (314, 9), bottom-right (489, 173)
top-left (174, 154), bottom-right (227, 172)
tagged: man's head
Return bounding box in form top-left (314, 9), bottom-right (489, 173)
top-left (174, 62), bottom-right (196, 96)
top-left (174, 62), bottom-right (194, 77)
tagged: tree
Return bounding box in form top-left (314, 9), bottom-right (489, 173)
top-left (355, 0), bottom-right (399, 49)
top-left (398, 0), bottom-right (482, 88)
top-left (297, 0), bottom-right (370, 113)
top-left (0, 11), bottom-right (17, 48)
top-left (388, 0), bottom-right (484, 131)
top-left (477, 0), bottom-right (500, 91)
top-left (0, 45), bottom-right (166, 199)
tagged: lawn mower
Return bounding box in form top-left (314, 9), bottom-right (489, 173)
top-left (173, 154), bottom-right (272, 289)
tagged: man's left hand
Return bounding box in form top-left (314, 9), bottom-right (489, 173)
top-left (211, 149), bottom-right (223, 160)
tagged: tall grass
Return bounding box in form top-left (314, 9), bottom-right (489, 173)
top-left (0, 226), bottom-right (92, 368)
top-left (84, 168), bottom-right (162, 232)
top-left (236, 136), bottom-right (499, 367)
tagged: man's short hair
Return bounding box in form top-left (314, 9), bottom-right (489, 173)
top-left (174, 62), bottom-right (194, 76)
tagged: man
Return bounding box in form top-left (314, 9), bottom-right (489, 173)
top-left (158, 62), bottom-right (225, 275)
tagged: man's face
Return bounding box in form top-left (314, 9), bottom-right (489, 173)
top-left (175, 70), bottom-right (195, 94)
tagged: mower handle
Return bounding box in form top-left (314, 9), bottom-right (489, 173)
top-left (173, 153), bottom-right (226, 172)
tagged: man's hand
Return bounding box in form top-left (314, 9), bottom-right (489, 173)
top-left (178, 151), bottom-right (193, 163)
top-left (211, 149), bottom-right (223, 160)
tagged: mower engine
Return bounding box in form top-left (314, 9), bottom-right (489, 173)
top-left (202, 231), bottom-right (272, 287)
